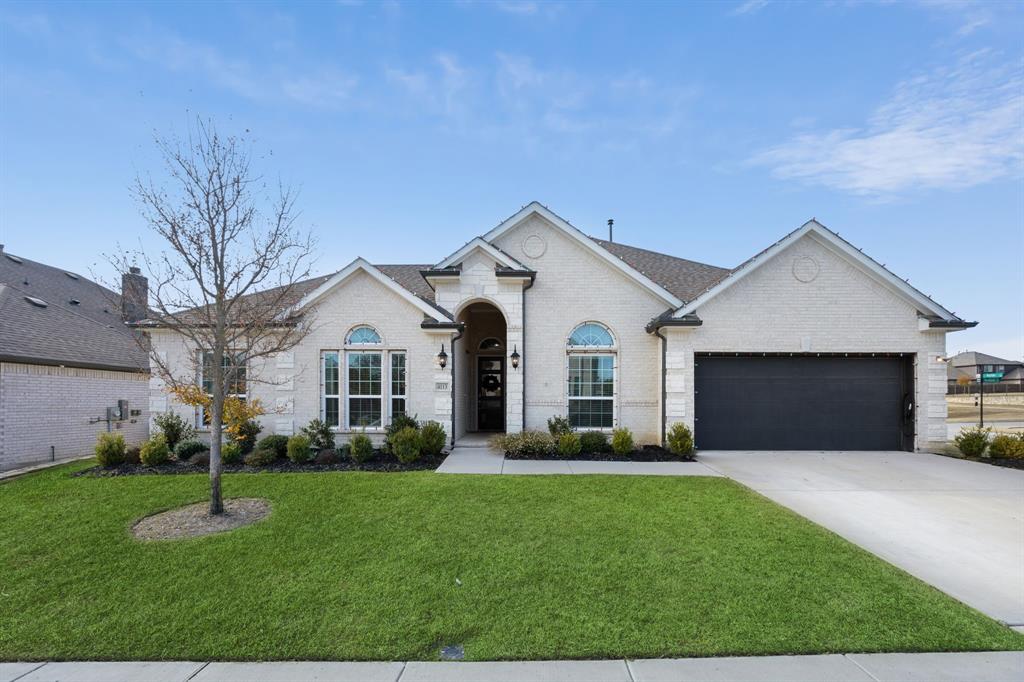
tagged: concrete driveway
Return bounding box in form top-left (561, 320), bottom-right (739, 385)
top-left (699, 450), bottom-right (1024, 627)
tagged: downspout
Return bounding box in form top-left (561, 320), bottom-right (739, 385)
top-left (655, 328), bottom-right (667, 448)
top-left (450, 327), bottom-right (464, 449)
top-left (521, 277), bottom-right (534, 431)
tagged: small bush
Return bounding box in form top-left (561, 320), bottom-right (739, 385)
top-left (236, 419), bottom-right (262, 454)
top-left (492, 431), bottom-right (554, 457)
top-left (391, 427), bottom-right (422, 463)
top-left (556, 432), bottom-right (582, 458)
top-left (350, 432), bottom-right (374, 463)
top-left (314, 448), bottom-right (340, 465)
top-left (174, 440), bottom-right (209, 462)
top-left (94, 432), bottom-right (126, 467)
top-left (989, 433), bottom-right (1024, 459)
top-left (125, 445), bottom-right (141, 465)
top-left (191, 451), bottom-right (210, 468)
top-left (954, 426), bottom-right (990, 457)
top-left (611, 427), bottom-right (635, 456)
top-left (419, 421), bottom-right (447, 457)
top-left (245, 447), bottom-right (278, 467)
top-left (300, 418), bottom-right (335, 451)
top-left (255, 435), bottom-right (289, 459)
top-left (152, 412), bottom-right (195, 450)
top-left (286, 434), bottom-right (312, 464)
top-left (579, 430), bottom-right (609, 454)
top-left (220, 441), bottom-right (243, 465)
top-left (666, 422), bottom-right (695, 459)
top-left (139, 435), bottom-right (171, 467)
top-left (547, 415), bottom-right (572, 437)
top-left (384, 413), bottom-right (419, 452)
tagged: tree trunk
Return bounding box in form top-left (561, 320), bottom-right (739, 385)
top-left (209, 397), bottom-right (224, 515)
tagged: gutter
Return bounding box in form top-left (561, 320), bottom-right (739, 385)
top-left (421, 320), bottom-right (463, 330)
top-left (521, 275), bottom-right (535, 431)
top-left (928, 319), bottom-right (978, 329)
top-left (0, 354), bottom-right (148, 374)
top-left (654, 327), bottom-right (667, 448)
top-left (645, 313), bottom-right (702, 333)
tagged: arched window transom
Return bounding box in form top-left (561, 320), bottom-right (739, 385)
top-left (347, 325), bottom-right (382, 345)
top-left (479, 337), bottom-right (503, 351)
top-left (568, 322), bottom-right (614, 348)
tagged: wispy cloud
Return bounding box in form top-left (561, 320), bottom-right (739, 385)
top-left (750, 51), bottom-right (1024, 196)
top-left (731, 0), bottom-right (769, 16)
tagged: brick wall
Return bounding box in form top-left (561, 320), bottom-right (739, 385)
top-left (0, 362), bottom-right (149, 471)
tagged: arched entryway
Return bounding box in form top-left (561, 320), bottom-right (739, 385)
top-left (455, 301), bottom-right (508, 436)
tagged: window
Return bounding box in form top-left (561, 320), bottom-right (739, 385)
top-left (479, 337), bottom-right (503, 351)
top-left (391, 352), bottom-right (407, 419)
top-left (566, 322), bottom-right (615, 429)
top-left (347, 325), bottom-right (382, 345)
top-left (198, 351), bottom-right (247, 426)
top-left (347, 351), bottom-right (382, 428)
top-left (322, 351), bottom-right (340, 427)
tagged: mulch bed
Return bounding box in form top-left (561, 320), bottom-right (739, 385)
top-left (76, 452), bottom-right (445, 477)
top-left (132, 498), bottom-right (271, 541)
top-left (504, 445), bottom-right (693, 462)
top-left (975, 457), bottom-right (1024, 470)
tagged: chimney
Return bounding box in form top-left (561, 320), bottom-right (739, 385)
top-left (121, 266), bottom-right (148, 323)
top-left (607, 218), bottom-right (614, 242)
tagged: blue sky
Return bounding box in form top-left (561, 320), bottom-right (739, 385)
top-left (1, 0), bottom-right (1021, 359)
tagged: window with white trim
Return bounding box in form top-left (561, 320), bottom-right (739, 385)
top-left (347, 351), bottom-right (382, 428)
top-left (347, 325), bottom-right (382, 344)
top-left (390, 352), bottom-right (407, 419)
top-left (566, 322), bottom-right (615, 429)
top-left (322, 351), bottom-right (340, 427)
top-left (198, 351), bottom-right (247, 427)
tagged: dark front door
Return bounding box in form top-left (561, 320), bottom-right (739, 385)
top-left (694, 354), bottom-right (914, 451)
top-left (477, 357), bottom-right (505, 432)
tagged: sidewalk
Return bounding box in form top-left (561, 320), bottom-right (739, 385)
top-left (3, 652), bottom-right (1022, 682)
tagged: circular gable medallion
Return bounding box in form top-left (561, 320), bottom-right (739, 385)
top-left (522, 234), bottom-right (547, 259)
top-left (792, 256), bottom-right (820, 283)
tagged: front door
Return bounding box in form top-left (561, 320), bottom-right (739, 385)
top-left (477, 357), bottom-right (505, 431)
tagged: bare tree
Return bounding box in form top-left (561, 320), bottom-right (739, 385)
top-left (113, 118), bottom-right (316, 515)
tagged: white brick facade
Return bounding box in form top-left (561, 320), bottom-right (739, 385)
top-left (0, 362), bottom-right (149, 471)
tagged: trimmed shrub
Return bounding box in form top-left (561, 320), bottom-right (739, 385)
top-left (286, 434), bottom-right (312, 464)
top-left (125, 445), bottom-right (141, 466)
top-left (94, 432), bottom-right (126, 467)
top-left (236, 419), bottom-right (262, 454)
top-left (611, 427), bottom-right (635, 456)
top-left (666, 422), bottom-right (695, 459)
top-left (300, 418), bottom-right (335, 451)
top-left (350, 433), bottom-right (374, 463)
top-left (579, 430), bottom-right (608, 454)
top-left (547, 415), bottom-right (572, 438)
top-left (255, 435), bottom-right (289, 459)
top-left (990, 433), bottom-right (1024, 459)
top-left (174, 440), bottom-right (209, 462)
top-left (139, 435), bottom-right (171, 467)
top-left (152, 411), bottom-right (195, 451)
top-left (220, 441), bottom-right (243, 465)
top-left (191, 451), bottom-right (210, 468)
top-left (392, 427), bottom-right (422, 463)
top-left (314, 448), bottom-right (340, 465)
top-left (384, 413), bottom-right (419, 453)
top-left (954, 426), bottom-right (990, 457)
top-left (556, 432), bottom-right (582, 458)
top-left (245, 446), bottom-right (278, 467)
top-left (492, 431), bottom-right (554, 457)
top-left (419, 421), bottom-right (447, 457)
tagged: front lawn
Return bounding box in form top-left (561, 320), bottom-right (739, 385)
top-left (1, 462), bottom-right (1020, 661)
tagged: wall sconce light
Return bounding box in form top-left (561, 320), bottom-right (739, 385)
top-left (510, 345), bottom-right (520, 370)
top-left (437, 343), bottom-right (448, 369)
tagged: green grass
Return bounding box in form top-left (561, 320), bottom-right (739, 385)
top-left (1, 462), bottom-right (1021, 661)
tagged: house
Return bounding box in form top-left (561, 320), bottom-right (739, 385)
top-left (142, 202), bottom-right (974, 453)
top-left (0, 246), bottom-right (150, 470)
top-left (947, 351), bottom-right (1024, 392)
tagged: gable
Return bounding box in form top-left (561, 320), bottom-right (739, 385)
top-left (435, 237), bottom-right (530, 271)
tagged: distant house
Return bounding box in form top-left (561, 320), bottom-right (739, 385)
top-left (947, 351), bottom-right (1024, 387)
top-left (0, 246), bottom-right (149, 470)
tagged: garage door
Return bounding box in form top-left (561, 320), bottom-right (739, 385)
top-left (694, 354), bottom-right (914, 451)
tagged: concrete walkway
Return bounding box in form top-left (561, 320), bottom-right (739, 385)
top-left (3, 652), bottom-right (1022, 682)
top-left (436, 435), bottom-right (721, 477)
top-left (700, 450), bottom-right (1024, 627)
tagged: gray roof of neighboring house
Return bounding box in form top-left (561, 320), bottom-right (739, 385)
top-left (0, 250), bottom-right (148, 372)
top-left (590, 238), bottom-right (732, 303)
top-left (950, 351), bottom-right (1023, 368)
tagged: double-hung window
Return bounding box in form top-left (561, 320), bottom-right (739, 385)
top-left (321, 325), bottom-right (408, 430)
top-left (322, 351), bottom-right (341, 428)
top-left (347, 351), bottom-right (382, 428)
top-left (390, 352), bottom-right (407, 419)
top-left (566, 322), bottom-right (616, 429)
top-left (198, 351), bottom-right (247, 426)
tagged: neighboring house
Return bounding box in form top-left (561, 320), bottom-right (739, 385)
top-left (142, 202), bottom-right (974, 453)
top-left (947, 351), bottom-right (1024, 391)
top-left (0, 246), bottom-right (150, 471)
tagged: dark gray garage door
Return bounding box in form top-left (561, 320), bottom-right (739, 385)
top-left (694, 354), bottom-right (914, 451)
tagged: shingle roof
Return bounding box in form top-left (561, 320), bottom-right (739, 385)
top-left (589, 238), bottom-right (731, 303)
top-left (950, 351), bottom-right (1023, 368)
top-left (0, 251), bottom-right (148, 371)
